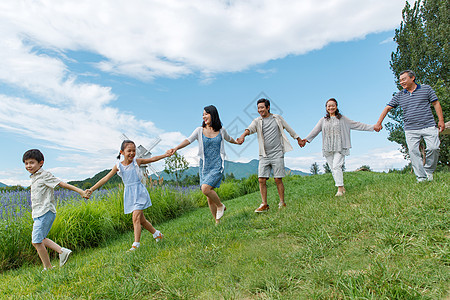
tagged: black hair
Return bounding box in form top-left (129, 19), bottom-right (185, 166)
top-left (117, 140), bottom-right (135, 159)
top-left (23, 149), bottom-right (44, 163)
top-left (324, 98), bottom-right (342, 120)
top-left (257, 98), bottom-right (270, 112)
top-left (202, 105), bottom-right (222, 132)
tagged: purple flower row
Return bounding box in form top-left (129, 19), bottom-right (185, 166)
top-left (0, 188), bottom-right (115, 221)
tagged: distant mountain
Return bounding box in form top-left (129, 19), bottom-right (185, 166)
top-left (0, 182), bottom-right (8, 188)
top-left (152, 159), bottom-right (309, 180)
top-left (68, 159), bottom-right (309, 188)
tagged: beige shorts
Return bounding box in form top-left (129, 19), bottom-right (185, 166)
top-left (258, 156), bottom-right (285, 178)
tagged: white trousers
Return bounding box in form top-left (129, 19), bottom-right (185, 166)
top-left (325, 151), bottom-right (345, 187)
top-left (405, 126), bottom-right (440, 182)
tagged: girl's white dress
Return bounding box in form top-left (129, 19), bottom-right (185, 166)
top-left (116, 158), bottom-right (152, 214)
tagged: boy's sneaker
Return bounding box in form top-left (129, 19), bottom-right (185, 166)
top-left (153, 231), bottom-right (164, 243)
top-left (278, 202), bottom-right (287, 209)
top-left (128, 245), bottom-right (139, 252)
top-left (254, 204), bottom-right (269, 213)
top-left (59, 248), bottom-right (72, 267)
top-left (426, 173), bottom-right (433, 181)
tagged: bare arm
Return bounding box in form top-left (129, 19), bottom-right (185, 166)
top-left (432, 100), bottom-right (445, 132)
top-left (89, 166), bottom-right (118, 192)
top-left (374, 106), bottom-right (393, 132)
top-left (58, 182), bottom-right (85, 197)
top-left (236, 129), bottom-right (250, 144)
top-left (137, 151), bottom-right (171, 165)
top-left (167, 139), bottom-right (191, 156)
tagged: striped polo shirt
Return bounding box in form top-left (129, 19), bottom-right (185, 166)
top-left (387, 84), bottom-right (438, 130)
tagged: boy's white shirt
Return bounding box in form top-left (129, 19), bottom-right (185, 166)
top-left (246, 114), bottom-right (299, 157)
top-left (30, 168), bottom-right (61, 218)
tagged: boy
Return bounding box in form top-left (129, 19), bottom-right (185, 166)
top-left (23, 149), bottom-right (87, 271)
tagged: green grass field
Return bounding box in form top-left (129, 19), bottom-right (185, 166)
top-left (1, 172), bottom-right (449, 299)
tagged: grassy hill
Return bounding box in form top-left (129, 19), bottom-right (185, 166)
top-left (1, 172), bottom-right (449, 298)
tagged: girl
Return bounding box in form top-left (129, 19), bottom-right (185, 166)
top-left (88, 140), bottom-right (170, 251)
top-left (169, 105), bottom-right (239, 224)
top-left (302, 98), bottom-right (375, 196)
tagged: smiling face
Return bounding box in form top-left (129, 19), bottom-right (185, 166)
top-left (399, 72), bottom-right (416, 91)
top-left (257, 102), bottom-right (270, 118)
top-left (203, 110), bottom-right (211, 126)
top-left (120, 143), bottom-right (136, 163)
top-left (326, 100), bottom-right (338, 116)
top-left (24, 158), bottom-right (43, 174)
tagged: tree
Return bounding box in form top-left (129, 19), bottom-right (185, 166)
top-left (323, 162), bottom-right (345, 173)
top-left (387, 0), bottom-right (449, 168)
top-left (310, 162), bottom-right (320, 175)
top-left (164, 152), bottom-right (189, 185)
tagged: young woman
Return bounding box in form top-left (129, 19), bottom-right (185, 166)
top-left (169, 105), bottom-right (239, 223)
top-left (302, 98), bottom-right (375, 196)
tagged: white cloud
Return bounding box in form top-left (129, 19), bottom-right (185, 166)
top-left (0, 0), bottom-right (407, 184)
top-left (0, 0), bottom-right (404, 79)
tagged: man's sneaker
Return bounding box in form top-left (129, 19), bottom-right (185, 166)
top-left (153, 231), bottom-right (164, 243)
top-left (426, 173), bottom-right (433, 181)
top-left (254, 204), bottom-right (269, 213)
top-left (278, 202), bottom-right (286, 209)
top-left (59, 248), bottom-right (72, 267)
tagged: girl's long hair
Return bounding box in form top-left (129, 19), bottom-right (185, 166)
top-left (117, 140), bottom-right (135, 159)
top-left (202, 105), bottom-right (222, 132)
top-left (325, 98), bottom-right (342, 120)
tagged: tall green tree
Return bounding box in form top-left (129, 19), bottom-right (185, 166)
top-left (310, 162), bottom-right (320, 175)
top-left (164, 152), bottom-right (189, 185)
top-left (387, 0), bottom-right (449, 167)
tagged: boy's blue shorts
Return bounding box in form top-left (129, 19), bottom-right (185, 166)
top-left (32, 211), bottom-right (56, 244)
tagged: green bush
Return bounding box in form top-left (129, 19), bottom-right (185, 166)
top-left (0, 217), bottom-right (35, 270)
top-left (50, 199), bottom-right (116, 251)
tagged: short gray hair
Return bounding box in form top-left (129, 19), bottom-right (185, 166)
top-left (399, 70), bottom-right (416, 80)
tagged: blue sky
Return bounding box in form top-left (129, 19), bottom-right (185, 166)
top-left (0, 0), bottom-right (410, 186)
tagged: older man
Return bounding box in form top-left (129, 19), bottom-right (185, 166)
top-left (374, 70), bottom-right (445, 182)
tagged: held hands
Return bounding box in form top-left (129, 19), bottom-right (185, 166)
top-left (166, 148), bottom-right (176, 156)
top-left (374, 123), bottom-right (383, 132)
top-left (297, 138), bottom-right (307, 148)
top-left (236, 136), bottom-right (245, 145)
top-left (164, 149), bottom-right (173, 157)
top-left (83, 189), bottom-right (93, 199)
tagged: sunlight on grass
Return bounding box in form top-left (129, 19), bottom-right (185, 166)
top-left (1, 172), bottom-right (449, 299)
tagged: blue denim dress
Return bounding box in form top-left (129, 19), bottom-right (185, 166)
top-left (199, 133), bottom-right (223, 188)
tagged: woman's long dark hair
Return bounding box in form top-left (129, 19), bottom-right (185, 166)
top-left (117, 140), bottom-right (135, 159)
top-left (324, 98), bottom-right (342, 120)
top-left (202, 105), bottom-right (222, 132)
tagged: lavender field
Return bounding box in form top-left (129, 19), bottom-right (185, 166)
top-left (0, 188), bottom-right (114, 220)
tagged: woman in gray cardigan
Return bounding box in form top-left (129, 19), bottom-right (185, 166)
top-left (302, 98), bottom-right (375, 196)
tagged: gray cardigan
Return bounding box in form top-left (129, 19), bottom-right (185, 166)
top-left (305, 115), bottom-right (374, 154)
